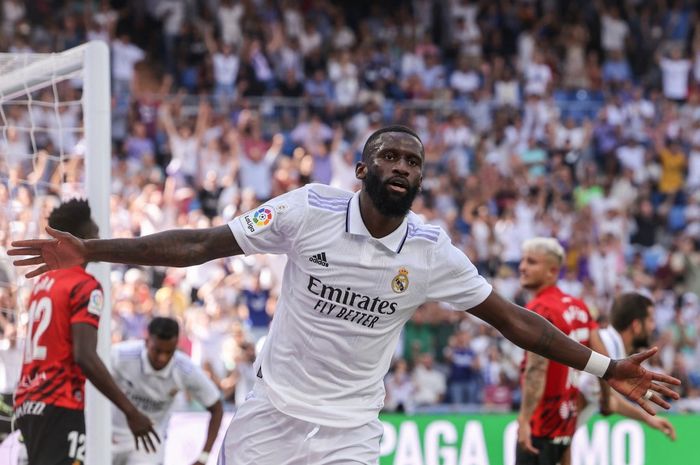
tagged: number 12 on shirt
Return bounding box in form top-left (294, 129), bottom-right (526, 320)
top-left (24, 297), bottom-right (53, 363)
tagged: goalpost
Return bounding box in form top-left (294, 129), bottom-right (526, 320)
top-left (0, 41), bottom-right (112, 464)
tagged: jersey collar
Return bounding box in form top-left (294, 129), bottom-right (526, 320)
top-left (535, 285), bottom-right (562, 299)
top-left (606, 326), bottom-right (627, 358)
top-left (141, 345), bottom-right (175, 378)
top-left (68, 265), bottom-right (88, 274)
top-left (345, 190), bottom-right (410, 254)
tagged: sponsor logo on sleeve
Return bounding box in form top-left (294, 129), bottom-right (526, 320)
top-left (240, 205), bottom-right (274, 235)
top-left (87, 289), bottom-right (104, 316)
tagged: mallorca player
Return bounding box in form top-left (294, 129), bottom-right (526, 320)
top-left (516, 238), bottom-right (606, 465)
top-left (13, 199), bottom-right (159, 464)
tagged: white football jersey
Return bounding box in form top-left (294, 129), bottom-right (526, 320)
top-left (228, 184), bottom-right (492, 427)
top-left (578, 326), bottom-right (626, 425)
top-left (110, 340), bottom-right (220, 438)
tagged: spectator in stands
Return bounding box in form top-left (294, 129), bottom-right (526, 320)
top-left (241, 272), bottom-right (272, 343)
top-left (238, 126), bottom-right (281, 201)
top-left (1, 0), bottom-right (25, 41)
top-left (205, 28), bottom-right (240, 104)
top-left (111, 32), bottom-right (144, 104)
top-left (659, 47), bottom-right (692, 103)
top-left (603, 50), bottom-right (633, 85)
top-left (384, 359), bottom-right (415, 413)
top-left (444, 330), bottom-right (482, 404)
top-left (412, 353), bottom-right (447, 407)
top-left (600, 6), bottom-right (629, 54)
top-left (160, 100), bottom-right (210, 187)
top-left (123, 122), bottom-right (156, 175)
top-left (671, 236), bottom-right (700, 297)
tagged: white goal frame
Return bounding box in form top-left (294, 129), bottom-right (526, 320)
top-left (0, 41), bottom-right (112, 465)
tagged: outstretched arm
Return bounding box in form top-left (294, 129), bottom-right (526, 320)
top-left (470, 292), bottom-right (591, 368)
top-left (469, 292), bottom-right (680, 413)
top-left (9, 225), bottom-right (242, 277)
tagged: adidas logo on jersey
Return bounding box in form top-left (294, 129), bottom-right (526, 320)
top-left (309, 252), bottom-right (329, 267)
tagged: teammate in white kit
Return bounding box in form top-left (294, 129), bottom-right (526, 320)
top-left (9, 126), bottom-right (681, 465)
top-left (111, 317), bottom-right (223, 465)
top-left (576, 293), bottom-right (676, 441)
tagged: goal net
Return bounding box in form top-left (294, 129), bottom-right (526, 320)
top-left (0, 41), bottom-right (111, 464)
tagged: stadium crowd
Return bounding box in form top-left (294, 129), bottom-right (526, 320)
top-left (1, 0), bottom-right (700, 416)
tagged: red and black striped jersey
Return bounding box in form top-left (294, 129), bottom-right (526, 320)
top-left (14, 267), bottom-right (103, 411)
top-left (522, 285), bottom-right (597, 440)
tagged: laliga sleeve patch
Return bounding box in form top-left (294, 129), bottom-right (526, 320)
top-left (240, 205), bottom-right (275, 235)
top-left (87, 289), bottom-right (104, 316)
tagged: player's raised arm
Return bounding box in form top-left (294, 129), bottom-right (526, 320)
top-left (469, 291), bottom-right (681, 414)
top-left (9, 224), bottom-right (242, 278)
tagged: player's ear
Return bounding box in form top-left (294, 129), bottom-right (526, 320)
top-left (631, 319), bottom-right (642, 334)
top-left (356, 161), bottom-right (367, 180)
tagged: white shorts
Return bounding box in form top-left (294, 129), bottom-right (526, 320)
top-left (217, 381), bottom-right (383, 465)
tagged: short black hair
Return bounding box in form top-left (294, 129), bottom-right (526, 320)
top-left (361, 125), bottom-right (423, 163)
top-left (48, 198), bottom-right (94, 239)
top-left (610, 292), bottom-right (653, 332)
top-left (148, 317), bottom-right (180, 340)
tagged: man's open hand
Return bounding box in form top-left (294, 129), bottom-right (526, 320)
top-left (605, 347), bottom-right (681, 415)
top-left (8, 227), bottom-right (86, 278)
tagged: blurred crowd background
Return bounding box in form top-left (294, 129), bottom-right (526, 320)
top-left (1, 0), bottom-right (700, 417)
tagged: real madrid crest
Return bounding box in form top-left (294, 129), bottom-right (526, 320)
top-left (391, 267), bottom-right (409, 293)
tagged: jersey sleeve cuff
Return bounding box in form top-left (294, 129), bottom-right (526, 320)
top-left (469, 282), bottom-right (493, 310)
top-left (474, 283), bottom-right (493, 307)
top-left (227, 218), bottom-right (256, 256)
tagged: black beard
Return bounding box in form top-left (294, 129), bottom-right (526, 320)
top-left (364, 168), bottom-right (419, 217)
top-left (632, 335), bottom-right (650, 352)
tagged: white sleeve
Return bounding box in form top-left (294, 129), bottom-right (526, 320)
top-left (228, 186), bottom-right (308, 255)
top-left (599, 328), bottom-right (624, 359)
top-left (109, 346), bottom-right (121, 377)
top-left (425, 234), bottom-right (492, 310)
top-left (181, 361), bottom-right (221, 408)
top-left (109, 345), bottom-right (129, 390)
top-left (110, 346), bottom-right (118, 369)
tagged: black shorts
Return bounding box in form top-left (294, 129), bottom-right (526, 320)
top-left (15, 403), bottom-right (86, 465)
top-left (515, 436), bottom-right (570, 465)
